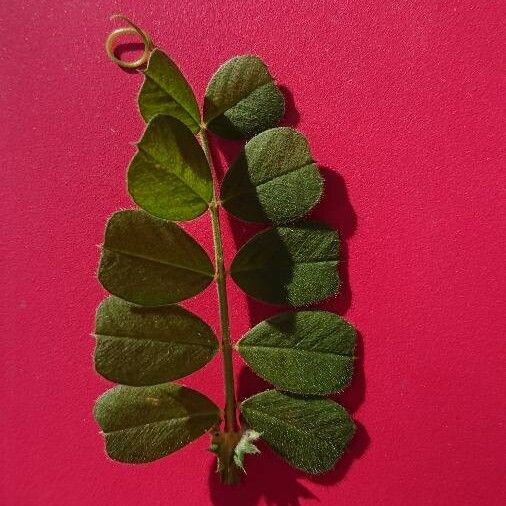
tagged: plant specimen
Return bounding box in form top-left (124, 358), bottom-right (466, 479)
top-left (94, 16), bottom-right (357, 485)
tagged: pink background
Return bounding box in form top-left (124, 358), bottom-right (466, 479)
top-left (2, 1), bottom-right (505, 505)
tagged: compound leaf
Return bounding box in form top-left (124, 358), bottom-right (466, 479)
top-left (98, 210), bottom-right (214, 306)
top-left (237, 311), bottom-right (355, 395)
top-left (94, 296), bottom-right (218, 386)
top-left (220, 128), bottom-right (323, 223)
top-left (138, 49), bottom-right (201, 133)
top-left (128, 115), bottom-right (212, 221)
top-left (230, 222), bottom-right (340, 306)
top-left (204, 55), bottom-right (284, 139)
top-left (240, 390), bottom-right (355, 474)
top-left (94, 384), bottom-right (220, 463)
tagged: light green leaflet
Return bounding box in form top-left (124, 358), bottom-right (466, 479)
top-left (98, 210), bottom-right (214, 306)
top-left (94, 296), bottom-right (218, 386)
top-left (220, 128), bottom-right (323, 223)
top-left (241, 390), bottom-right (355, 474)
top-left (94, 384), bottom-right (220, 463)
top-left (204, 55), bottom-right (285, 139)
top-left (138, 49), bottom-right (201, 133)
top-left (237, 310), bottom-right (355, 395)
top-left (128, 115), bottom-right (212, 221)
top-left (231, 222), bottom-right (340, 306)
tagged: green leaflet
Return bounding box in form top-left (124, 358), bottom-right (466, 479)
top-left (128, 115), bottom-right (212, 221)
top-left (240, 390), bottom-right (355, 474)
top-left (203, 55), bottom-right (285, 139)
top-left (94, 296), bottom-right (218, 386)
top-left (237, 311), bottom-right (355, 395)
top-left (98, 210), bottom-right (214, 306)
top-left (230, 222), bottom-right (340, 306)
top-left (220, 128), bottom-right (323, 223)
top-left (138, 49), bottom-right (201, 133)
top-left (94, 384), bottom-right (220, 463)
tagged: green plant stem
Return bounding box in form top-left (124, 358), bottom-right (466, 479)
top-left (200, 129), bottom-right (237, 433)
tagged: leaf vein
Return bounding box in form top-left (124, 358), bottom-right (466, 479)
top-left (95, 333), bottom-right (217, 348)
top-left (103, 246), bottom-right (213, 278)
top-left (244, 407), bottom-right (338, 449)
top-left (144, 73), bottom-right (199, 130)
top-left (222, 161), bottom-right (316, 203)
top-left (232, 259), bottom-right (337, 274)
top-left (206, 77), bottom-right (272, 123)
top-left (137, 145), bottom-right (209, 204)
top-left (103, 411), bottom-right (218, 435)
top-left (240, 344), bottom-right (353, 358)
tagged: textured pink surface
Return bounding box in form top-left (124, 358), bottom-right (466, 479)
top-left (2, 1), bottom-right (505, 505)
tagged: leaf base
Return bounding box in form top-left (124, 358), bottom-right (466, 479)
top-left (210, 431), bottom-right (242, 485)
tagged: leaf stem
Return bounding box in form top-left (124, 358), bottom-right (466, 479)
top-left (200, 129), bottom-right (237, 433)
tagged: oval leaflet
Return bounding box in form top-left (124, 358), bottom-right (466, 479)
top-left (237, 310), bottom-right (355, 395)
top-left (221, 127), bottom-right (323, 223)
top-left (94, 296), bottom-right (218, 386)
top-left (98, 210), bottom-right (214, 306)
top-left (231, 222), bottom-right (340, 306)
top-left (241, 390), bottom-right (355, 474)
top-left (94, 383), bottom-right (220, 463)
top-left (138, 49), bottom-right (201, 133)
top-left (128, 115), bottom-right (212, 221)
top-left (204, 55), bottom-right (285, 139)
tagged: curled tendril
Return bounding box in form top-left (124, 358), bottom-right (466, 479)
top-left (105, 15), bottom-right (155, 69)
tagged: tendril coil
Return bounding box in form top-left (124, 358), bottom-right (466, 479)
top-left (105, 15), bottom-right (154, 69)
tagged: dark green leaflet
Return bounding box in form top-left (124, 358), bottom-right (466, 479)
top-left (98, 210), bottom-right (214, 306)
top-left (138, 49), bottom-right (201, 132)
top-left (231, 222), bottom-right (340, 306)
top-left (204, 55), bottom-right (285, 139)
top-left (94, 296), bottom-right (218, 386)
top-left (241, 390), bottom-right (355, 473)
top-left (94, 384), bottom-right (220, 463)
top-left (237, 310), bottom-right (355, 395)
top-left (221, 127), bottom-right (323, 223)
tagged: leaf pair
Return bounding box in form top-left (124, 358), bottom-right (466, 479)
top-left (139, 49), bottom-right (285, 139)
top-left (128, 117), bottom-right (324, 226)
top-left (129, 52), bottom-right (337, 309)
top-left (96, 211), bottom-right (349, 389)
top-left (95, 212), bottom-right (354, 471)
top-left (98, 208), bottom-right (340, 308)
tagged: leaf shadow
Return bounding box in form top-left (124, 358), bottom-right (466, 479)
top-left (279, 86), bottom-right (301, 129)
top-left (208, 85), bottom-right (367, 504)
